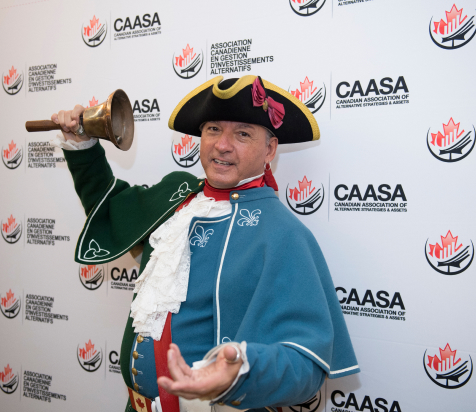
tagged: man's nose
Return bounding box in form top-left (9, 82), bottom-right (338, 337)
top-left (214, 130), bottom-right (234, 152)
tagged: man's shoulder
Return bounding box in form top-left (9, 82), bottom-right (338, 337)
top-left (264, 194), bottom-right (314, 235)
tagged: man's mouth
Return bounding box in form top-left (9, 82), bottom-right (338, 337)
top-left (213, 159), bottom-right (232, 166)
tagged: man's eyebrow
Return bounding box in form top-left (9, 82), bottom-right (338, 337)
top-left (236, 123), bottom-right (255, 130)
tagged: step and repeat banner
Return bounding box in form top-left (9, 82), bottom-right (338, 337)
top-left (1, 0), bottom-right (475, 411)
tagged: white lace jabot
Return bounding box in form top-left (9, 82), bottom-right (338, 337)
top-left (131, 191), bottom-right (232, 340)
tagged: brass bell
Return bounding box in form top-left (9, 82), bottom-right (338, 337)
top-left (25, 89), bottom-right (134, 151)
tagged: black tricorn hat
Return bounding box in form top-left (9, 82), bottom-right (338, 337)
top-left (168, 75), bottom-right (320, 144)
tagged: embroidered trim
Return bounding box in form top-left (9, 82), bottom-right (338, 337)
top-left (280, 342), bottom-right (359, 374)
top-left (169, 182), bottom-right (191, 201)
top-left (83, 239), bottom-right (110, 260)
top-left (237, 209), bottom-right (261, 226)
top-left (189, 225), bottom-right (214, 248)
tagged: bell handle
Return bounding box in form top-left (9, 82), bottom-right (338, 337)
top-left (25, 120), bottom-right (62, 132)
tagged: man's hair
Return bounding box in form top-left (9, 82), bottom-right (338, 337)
top-left (264, 127), bottom-right (274, 145)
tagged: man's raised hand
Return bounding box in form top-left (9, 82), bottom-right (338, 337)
top-left (51, 105), bottom-right (90, 143)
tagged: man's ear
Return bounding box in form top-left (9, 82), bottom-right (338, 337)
top-left (265, 137), bottom-right (278, 163)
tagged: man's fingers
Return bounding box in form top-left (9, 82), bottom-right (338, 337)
top-left (71, 104), bottom-right (85, 124)
top-left (51, 113), bottom-right (58, 123)
top-left (57, 110), bottom-right (69, 132)
top-left (167, 348), bottom-right (186, 381)
top-left (223, 345), bottom-right (239, 363)
top-left (158, 375), bottom-right (215, 399)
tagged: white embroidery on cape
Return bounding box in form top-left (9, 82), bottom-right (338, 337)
top-left (169, 182), bottom-right (191, 201)
top-left (189, 225), bottom-right (214, 248)
top-left (83, 239), bottom-right (110, 260)
top-left (237, 209), bottom-right (261, 226)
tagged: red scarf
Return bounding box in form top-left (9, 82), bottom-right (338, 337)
top-left (176, 175), bottom-right (274, 212)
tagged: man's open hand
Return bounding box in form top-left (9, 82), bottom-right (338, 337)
top-left (157, 343), bottom-right (242, 400)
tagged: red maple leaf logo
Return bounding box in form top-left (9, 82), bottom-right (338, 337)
top-left (81, 265), bottom-right (99, 280)
top-left (427, 343), bottom-right (461, 371)
top-left (3, 66), bottom-right (18, 86)
top-left (182, 44), bottom-right (195, 60)
top-left (0, 364), bottom-right (13, 382)
top-left (1, 289), bottom-right (16, 308)
top-left (428, 230), bottom-right (463, 260)
top-left (79, 339), bottom-right (97, 359)
top-left (291, 77), bottom-right (317, 103)
top-left (90, 15), bottom-right (100, 29)
top-left (174, 135), bottom-right (195, 155)
top-left (433, 4), bottom-right (468, 35)
top-left (289, 176), bottom-right (315, 201)
top-left (86, 96), bottom-right (99, 108)
top-left (176, 45), bottom-right (196, 67)
top-left (430, 118), bottom-right (464, 147)
top-left (2, 215), bottom-right (18, 234)
top-left (3, 140), bottom-right (18, 160)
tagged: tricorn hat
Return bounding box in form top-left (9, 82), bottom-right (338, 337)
top-left (168, 75), bottom-right (320, 144)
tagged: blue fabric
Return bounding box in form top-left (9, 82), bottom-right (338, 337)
top-left (129, 185), bottom-right (359, 409)
top-left (172, 215), bottom-right (232, 365)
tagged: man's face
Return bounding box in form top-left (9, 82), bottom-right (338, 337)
top-left (200, 120), bottom-right (278, 189)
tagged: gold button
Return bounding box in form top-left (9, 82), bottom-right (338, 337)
top-left (231, 400), bottom-right (241, 406)
top-left (231, 193), bottom-right (239, 200)
top-left (134, 383), bottom-right (139, 391)
top-left (217, 402), bottom-right (225, 406)
top-left (132, 351), bottom-right (139, 360)
top-left (137, 335), bottom-right (144, 343)
top-left (199, 181), bottom-right (203, 186)
top-left (132, 368), bottom-right (138, 376)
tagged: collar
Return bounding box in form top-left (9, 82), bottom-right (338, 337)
top-left (204, 176), bottom-right (265, 201)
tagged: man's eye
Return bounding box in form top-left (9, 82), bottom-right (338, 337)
top-left (208, 126), bottom-right (219, 132)
top-left (238, 132), bottom-right (250, 137)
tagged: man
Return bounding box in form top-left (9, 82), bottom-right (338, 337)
top-left (51, 75), bottom-right (359, 412)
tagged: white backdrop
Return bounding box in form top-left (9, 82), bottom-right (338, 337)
top-left (1, 0), bottom-right (475, 411)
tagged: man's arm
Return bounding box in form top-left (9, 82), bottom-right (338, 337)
top-left (159, 342), bottom-right (324, 408)
top-left (51, 106), bottom-right (116, 215)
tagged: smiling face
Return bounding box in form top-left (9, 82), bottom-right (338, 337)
top-left (200, 120), bottom-right (278, 189)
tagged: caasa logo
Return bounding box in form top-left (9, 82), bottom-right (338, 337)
top-left (424, 343), bottom-right (473, 388)
top-left (2, 66), bottom-right (23, 95)
top-left (172, 134), bottom-right (200, 168)
top-left (0, 364), bottom-right (18, 394)
top-left (289, 0), bottom-right (326, 17)
top-left (0, 289), bottom-right (21, 319)
top-left (2, 140), bottom-right (23, 169)
top-left (173, 44), bottom-right (203, 79)
top-left (289, 391), bottom-right (321, 412)
top-left (429, 4), bottom-right (476, 50)
top-left (82, 15), bottom-right (107, 47)
top-left (77, 339), bottom-right (103, 372)
top-left (286, 176), bottom-right (324, 215)
top-left (427, 117), bottom-right (475, 162)
top-left (1, 215), bottom-right (22, 244)
top-left (331, 391), bottom-right (402, 412)
top-left (79, 264), bottom-right (105, 290)
top-left (425, 230), bottom-right (474, 275)
top-left (290, 77), bottom-right (326, 114)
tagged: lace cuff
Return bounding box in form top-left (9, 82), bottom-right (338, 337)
top-left (50, 134), bottom-right (98, 151)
